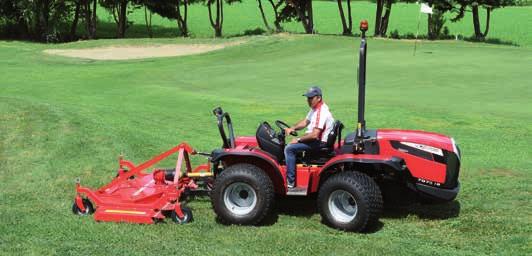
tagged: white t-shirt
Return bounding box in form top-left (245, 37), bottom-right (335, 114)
top-left (305, 102), bottom-right (334, 143)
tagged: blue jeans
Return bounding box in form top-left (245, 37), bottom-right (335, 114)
top-left (284, 141), bottom-right (321, 184)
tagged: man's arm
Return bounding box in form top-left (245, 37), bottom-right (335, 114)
top-left (285, 119), bottom-right (309, 135)
top-left (292, 119), bottom-right (309, 131)
top-left (296, 127), bottom-right (322, 143)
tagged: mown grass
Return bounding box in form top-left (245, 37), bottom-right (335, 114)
top-left (0, 35), bottom-right (531, 255)
top-left (88, 1), bottom-right (532, 47)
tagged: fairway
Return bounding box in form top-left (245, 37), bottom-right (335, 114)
top-left (1, 35), bottom-right (531, 255)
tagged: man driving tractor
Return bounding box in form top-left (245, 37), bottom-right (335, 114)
top-left (284, 86), bottom-right (335, 188)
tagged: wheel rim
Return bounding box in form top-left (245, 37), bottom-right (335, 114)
top-left (223, 182), bottom-right (257, 216)
top-left (79, 207), bottom-right (90, 215)
top-left (328, 190), bottom-right (358, 223)
top-left (176, 213), bottom-right (188, 224)
top-left (74, 201), bottom-right (91, 216)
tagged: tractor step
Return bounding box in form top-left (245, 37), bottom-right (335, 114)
top-left (286, 187), bottom-right (308, 196)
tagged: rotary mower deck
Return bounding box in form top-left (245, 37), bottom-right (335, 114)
top-left (72, 142), bottom-right (212, 224)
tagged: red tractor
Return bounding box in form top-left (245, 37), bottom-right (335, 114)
top-left (208, 21), bottom-right (461, 232)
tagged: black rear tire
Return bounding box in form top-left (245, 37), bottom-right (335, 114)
top-left (211, 163), bottom-right (274, 225)
top-left (317, 171), bottom-right (382, 232)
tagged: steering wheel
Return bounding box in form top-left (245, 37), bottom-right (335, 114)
top-left (275, 120), bottom-right (298, 136)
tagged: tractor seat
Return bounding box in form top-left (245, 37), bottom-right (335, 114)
top-left (301, 120), bottom-right (344, 165)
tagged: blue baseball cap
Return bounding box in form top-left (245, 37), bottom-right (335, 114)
top-left (303, 86), bottom-right (322, 97)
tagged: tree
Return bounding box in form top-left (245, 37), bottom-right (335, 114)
top-left (0, 0), bottom-right (30, 38)
top-left (206, 0), bottom-right (241, 37)
top-left (70, 0), bottom-right (82, 38)
top-left (452, 0), bottom-right (515, 39)
top-left (424, 0), bottom-right (454, 40)
top-left (175, 0), bottom-right (189, 36)
top-left (374, 0), bottom-right (392, 37)
top-left (267, 0), bottom-right (285, 32)
top-left (82, 0), bottom-right (97, 39)
top-left (336, 0), bottom-right (352, 35)
top-left (0, 0), bottom-right (72, 41)
top-left (100, 0), bottom-right (137, 38)
top-left (144, 4), bottom-right (153, 38)
top-left (374, 0), bottom-right (416, 37)
top-left (143, 0), bottom-right (193, 37)
top-left (257, 0), bottom-right (272, 32)
top-left (282, 0), bottom-right (314, 34)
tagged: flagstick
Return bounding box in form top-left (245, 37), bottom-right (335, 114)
top-left (413, 6), bottom-right (422, 56)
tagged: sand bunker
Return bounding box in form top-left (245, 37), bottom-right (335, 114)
top-left (44, 41), bottom-right (244, 60)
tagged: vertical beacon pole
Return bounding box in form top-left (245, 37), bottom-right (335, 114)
top-left (356, 20), bottom-right (368, 146)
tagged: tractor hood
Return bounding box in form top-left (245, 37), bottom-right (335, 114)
top-left (377, 129), bottom-right (456, 154)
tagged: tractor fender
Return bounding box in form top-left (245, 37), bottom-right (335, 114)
top-left (211, 149), bottom-right (286, 194)
top-left (312, 154), bottom-right (405, 192)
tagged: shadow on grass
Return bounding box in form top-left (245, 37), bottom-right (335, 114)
top-left (189, 187), bottom-right (458, 233)
top-left (380, 183), bottom-right (461, 220)
top-left (256, 196), bottom-right (316, 227)
top-left (95, 21), bottom-right (180, 39)
top-left (462, 36), bottom-right (520, 47)
top-left (383, 200), bottom-right (461, 220)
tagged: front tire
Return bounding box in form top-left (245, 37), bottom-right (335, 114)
top-left (211, 163), bottom-right (274, 225)
top-left (317, 171), bottom-right (382, 232)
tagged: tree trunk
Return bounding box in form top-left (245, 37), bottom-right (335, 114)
top-left (90, 0), bottom-right (97, 38)
top-left (117, 1), bottom-right (128, 38)
top-left (472, 4), bottom-right (482, 39)
top-left (427, 8), bottom-right (444, 40)
top-left (472, 5), bottom-right (491, 39)
top-left (346, 0), bottom-right (352, 33)
top-left (16, 17), bottom-right (30, 39)
top-left (268, 0), bottom-right (283, 32)
top-left (70, 0), bottom-right (81, 38)
top-left (176, 0), bottom-right (189, 37)
top-left (293, 0), bottom-right (313, 34)
top-left (144, 5), bottom-right (152, 38)
top-left (337, 0), bottom-right (349, 35)
top-left (219, 0), bottom-right (224, 36)
top-left (379, 0), bottom-right (392, 36)
top-left (208, 0), bottom-right (223, 37)
top-left (84, 0), bottom-right (91, 39)
top-left (374, 0), bottom-right (383, 36)
top-left (427, 13), bottom-right (434, 39)
top-left (83, 0), bottom-right (96, 39)
top-left (35, 0), bottom-right (51, 40)
top-left (308, 0), bottom-right (313, 33)
top-left (482, 7), bottom-right (491, 38)
top-left (258, 0), bottom-right (272, 32)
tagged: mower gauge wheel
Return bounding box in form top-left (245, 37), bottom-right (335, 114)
top-left (171, 207), bottom-right (193, 224)
top-left (275, 120), bottom-right (298, 136)
top-left (71, 199), bottom-right (94, 216)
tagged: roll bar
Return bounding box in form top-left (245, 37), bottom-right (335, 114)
top-left (212, 107), bottom-right (236, 148)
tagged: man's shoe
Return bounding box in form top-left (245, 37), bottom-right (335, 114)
top-left (287, 182), bottom-right (295, 189)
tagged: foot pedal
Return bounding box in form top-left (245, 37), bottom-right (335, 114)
top-left (286, 187), bottom-right (308, 196)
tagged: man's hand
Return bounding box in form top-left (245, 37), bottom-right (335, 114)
top-left (284, 127), bottom-right (295, 136)
top-left (290, 138), bottom-right (299, 144)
